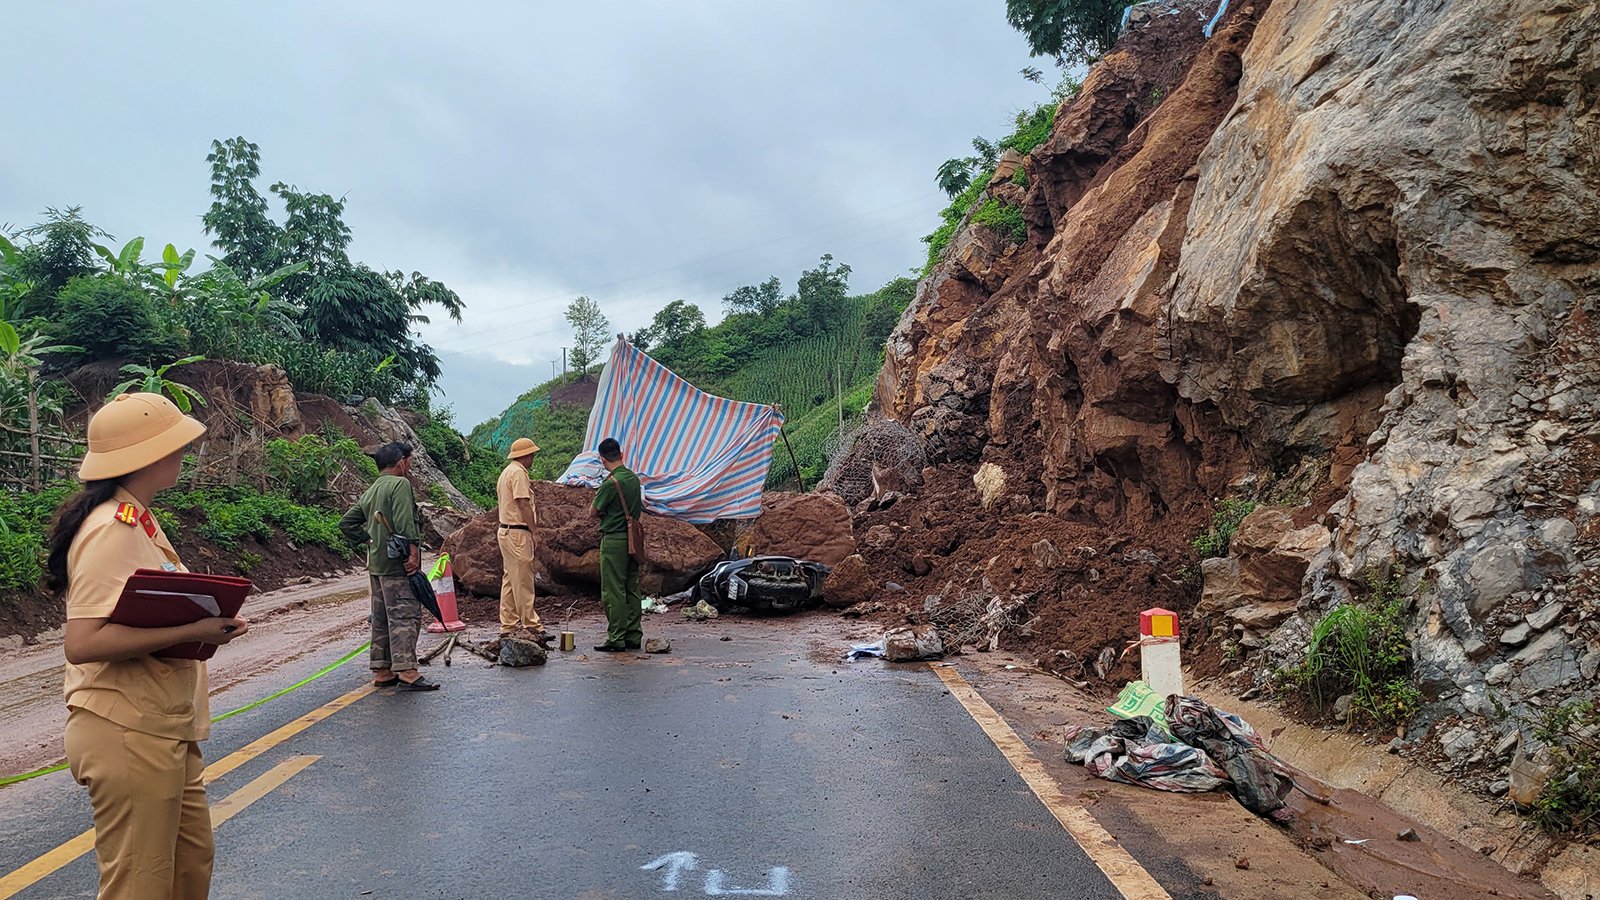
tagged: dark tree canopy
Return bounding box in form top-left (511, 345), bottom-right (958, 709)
top-left (1005, 0), bottom-right (1133, 65)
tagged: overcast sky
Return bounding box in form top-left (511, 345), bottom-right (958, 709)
top-left (3, 2), bottom-right (1050, 429)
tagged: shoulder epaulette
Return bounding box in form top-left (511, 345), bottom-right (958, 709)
top-left (113, 503), bottom-right (140, 527)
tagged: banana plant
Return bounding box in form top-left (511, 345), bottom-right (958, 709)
top-left (152, 242), bottom-right (197, 292)
top-left (92, 236), bottom-right (157, 281)
top-left (109, 355), bottom-right (208, 413)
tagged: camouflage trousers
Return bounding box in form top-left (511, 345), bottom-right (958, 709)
top-left (369, 574), bottom-right (422, 672)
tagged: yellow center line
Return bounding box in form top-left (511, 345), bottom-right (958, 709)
top-left (931, 663), bottom-right (1173, 900)
top-left (210, 755), bottom-right (320, 826)
top-left (0, 684), bottom-right (370, 898)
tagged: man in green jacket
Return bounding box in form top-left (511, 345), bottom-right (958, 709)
top-left (590, 437), bottom-right (643, 652)
top-left (340, 442), bottom-right (439, 691)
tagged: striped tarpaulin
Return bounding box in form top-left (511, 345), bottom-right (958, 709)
top-left (557, 338), bottom-right (784, 523)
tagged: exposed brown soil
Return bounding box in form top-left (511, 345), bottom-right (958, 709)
top-left (845, 466), bottom-right (1206, 684)
top-left (549, 377), bottom-right (597, 409)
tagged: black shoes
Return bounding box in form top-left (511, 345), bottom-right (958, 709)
top-left (396, 675), bottom-right (440, 691)
top-left (593, 644), bottom-right (626, 653)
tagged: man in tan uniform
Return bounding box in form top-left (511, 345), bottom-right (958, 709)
top-left (497, 437), bottom-right (546, 636)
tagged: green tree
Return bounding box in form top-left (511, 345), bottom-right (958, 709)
top-left (636, 299), bottom-right (705, 352)
top-left (792, 254), bottom-right (852, 337)
top-left (1005, 0), bottom-right (1135, 65)
top-left (14, 207), bottom-right (105, 310)
top-left (722, 276), bottom-right (783, 316)
top-left (202, 137), bottom-right (281, 279)
top-left (566, 295), bottom-right (610, 376)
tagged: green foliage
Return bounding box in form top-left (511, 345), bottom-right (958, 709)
top-left (722, 277), bottom-right (784, 316)
top-left (110, 356), bottom-right (208, 413)
top-left (1279, 574), bottom-right (1420, 729)
top-left (973, 198), bottom-right (1027, 244)
top-left (415, 407), bottom-right (500, 508)
top-left (768, 374), bottom-right (877, 488)
top-left (0, 530), bottom-right (43, 591)
top-left (14, 207), bottom-right (105, 307)
top-left (566, 295), bottom-right (611, 376)
top-left (0, 484), bottom-right (80, 591)
top-left (922, 171), bottom-right (993, 276)
top-left (1006, 0), bottom-right (1135, 65)
top-left (634, 299), bottom-right (706, 352)
top-left (263, 434), bottom-right (369, 503)
top-left (203, 137), bottom-right (279, 279)
top-left (1000, 102), bottom-right (1058, 156)
top-left (164, 487), bottom-right (349, 554)
top-left (55, 274), bottom-right (182, 363)
top-left (236, 550), bottom-right (262, 576)
top-left (1192, 499), bottom-right (1259, 559)
top-left (471, 391), bottom-right (591, 486)
top-left (1531, 700), bottom-right (1600, 835)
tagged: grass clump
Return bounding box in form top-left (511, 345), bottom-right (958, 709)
top-left (973, 198), bottom-right (1026, 245)
top-left (1280, 572), bottom-right (1421, 729)
top-left (1192, 498), bottom-right (1258, 559)
top-left (1530, 700), bottom-right (1600, 835)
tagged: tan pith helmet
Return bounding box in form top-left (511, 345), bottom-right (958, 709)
top-left (507, 437), bottom-right (540, 460)
top-left (78, 393), bottom-right (207, 481)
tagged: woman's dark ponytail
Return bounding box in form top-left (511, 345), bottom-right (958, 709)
top-left (46, 480), bottom-right (121, 593)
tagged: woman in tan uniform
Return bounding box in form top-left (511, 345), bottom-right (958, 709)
top-left (46, 392), bottom-right (250, 900)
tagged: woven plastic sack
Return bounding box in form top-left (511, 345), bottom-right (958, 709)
top-left (1108, 680), bottom-right (1169, 731)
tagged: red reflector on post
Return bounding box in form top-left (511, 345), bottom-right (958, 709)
top-left (1140, 608), bottom-right (1177, 639)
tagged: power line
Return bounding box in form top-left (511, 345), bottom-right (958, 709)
top-left (435, 205), bottom-right (938, 352)
top-left (431, 220), bottom-right (931, 358)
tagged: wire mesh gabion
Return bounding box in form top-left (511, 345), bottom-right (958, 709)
top-left (817, 416), bottom-right (928, 507)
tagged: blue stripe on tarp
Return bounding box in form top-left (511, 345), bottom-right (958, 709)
top-left (557, 338), bottom-right (782, 523)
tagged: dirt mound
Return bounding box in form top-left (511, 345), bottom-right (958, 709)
top-left (846, 466), bottom-right (1203, 683)
top-left (549, 378), bottom-right (597, 408)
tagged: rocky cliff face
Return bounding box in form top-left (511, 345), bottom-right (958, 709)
top-left (876, 0), bottom-right (1599, 777)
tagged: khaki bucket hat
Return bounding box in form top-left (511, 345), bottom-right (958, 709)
top-left (78, 392), bottom-right (207, 481)
top-left (507, 437), bottom-right (540, 460)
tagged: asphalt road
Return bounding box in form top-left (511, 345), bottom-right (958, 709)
top-left (1, 626), bottom-right (1133, 900)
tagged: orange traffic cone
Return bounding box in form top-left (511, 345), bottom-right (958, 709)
top-left (426, 554), bottom-right (468, 633)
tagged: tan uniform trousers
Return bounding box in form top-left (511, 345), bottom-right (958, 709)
top-left (65, 707), bottom-right (213, 899)
top-left (497, 526), bottom-right (542, 632)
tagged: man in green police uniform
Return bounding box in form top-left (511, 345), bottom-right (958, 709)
top-left (590, 437), bottom-right (643, 652)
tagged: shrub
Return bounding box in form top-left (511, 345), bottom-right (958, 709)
top-left (1192, 499), bottom-right (1259, 558)
top-left (165, 487), bottom-right (349, 555)
top-left (265, 435), bottom-right (341, 503)
top-left (973, 198), bottom-right (1026, 244)
top-left (55, 274), bottom-right (182, 363)
top-left (0, 530), bottom-right (42, 591)
top-left (1280, 574), bottom-right (1420, 729)
top-left (1532, 700), bottom-right (1600, 835)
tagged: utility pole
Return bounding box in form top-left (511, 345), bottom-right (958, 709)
top-left (562, 348), bottom-right (567, 382)
top-left (551, 360), bottom-right (557, 382)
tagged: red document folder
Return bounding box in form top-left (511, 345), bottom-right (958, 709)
top-left (109, 569), bottom-right (253, 660)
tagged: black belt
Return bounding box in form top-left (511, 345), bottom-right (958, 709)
top-left (499, 523), bottom-right (530, 531)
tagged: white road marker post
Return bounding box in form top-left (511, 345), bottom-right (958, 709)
top-left (1138, 607), bottom-right (1183, 699)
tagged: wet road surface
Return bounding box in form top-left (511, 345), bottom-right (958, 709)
top-left (0, 624), bottom-right (1144, 899)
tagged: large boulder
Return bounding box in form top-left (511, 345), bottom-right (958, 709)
top-left (738, 492), bottom-right (856, 566)
top-left (822, 554), bottom-right (876, 609)
top-left (441, 481), bottom-right (723, 598)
